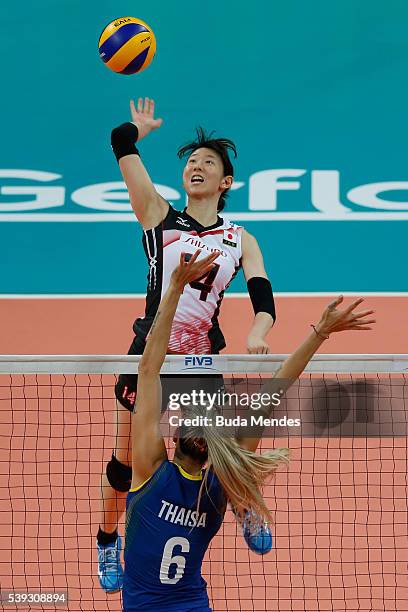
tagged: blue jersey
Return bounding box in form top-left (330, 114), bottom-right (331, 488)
top-left (123, 460), bottom-right (226, 612)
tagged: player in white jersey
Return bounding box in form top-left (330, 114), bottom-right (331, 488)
top-left (96, 97), bottom-right (277, 592)
top-left (158, 221), bottom-right (242, 353)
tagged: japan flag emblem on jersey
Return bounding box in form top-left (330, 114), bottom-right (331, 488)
top-left (223, 229), bottom-right (237, 247)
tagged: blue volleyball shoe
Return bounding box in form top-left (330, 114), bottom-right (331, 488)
top-left (97, 535), bottom-right (124, 593)
top-left (242, 511), bottom-right (273, 555)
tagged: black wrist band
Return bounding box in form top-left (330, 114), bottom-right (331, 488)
top-left (111, 122), bottom-right (140, 162)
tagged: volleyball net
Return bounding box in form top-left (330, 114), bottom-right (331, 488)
top-left (0, 354), bottom-right (407, 612)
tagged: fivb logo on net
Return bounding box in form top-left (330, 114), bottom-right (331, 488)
top-left (1, 169), bottom-right (408, 221)
top-left (183, 356), bottom-right (214, 370)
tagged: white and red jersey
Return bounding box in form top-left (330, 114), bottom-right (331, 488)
top-left (133, 204), bottom-right (242, 354)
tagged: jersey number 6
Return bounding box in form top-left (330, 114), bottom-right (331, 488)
top-left (159, 536), bottom-right (190, 584)
top-left (184, 253), bottom-right (220, 302)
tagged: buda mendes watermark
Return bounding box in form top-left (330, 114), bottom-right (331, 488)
top-left (166, 388), bottom-right (301, 430)
top-left (158, 377), bottom-right (408, 438)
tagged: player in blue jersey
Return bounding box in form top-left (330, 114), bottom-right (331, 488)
top-left (120, 250), bottom-right (375, 611)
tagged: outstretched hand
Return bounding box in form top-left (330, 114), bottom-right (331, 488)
top-left (316, 296), bottom-right (376, 337)
top-left (130, 97), bottom-right (163, 140)
top-left (170, 250), bottom-right (219, 292)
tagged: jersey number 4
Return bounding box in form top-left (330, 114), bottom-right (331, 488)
top-left (184, 253), bottom-right (220, 301)
top-left (159, 536), bottom-right (189, 584)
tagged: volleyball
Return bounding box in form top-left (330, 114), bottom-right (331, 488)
top-left (98, 17), bottom-right (156, 75)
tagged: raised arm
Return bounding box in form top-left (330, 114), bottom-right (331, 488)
top-left (111, 97), bottom-right (169, 229)
top-left (276, 296), bottom-right (375, 379)
top-left (241, 229), bottom-right (276, 354)
top-left (130, 250), bottom-right (220, 488)
top-left (237, 296), bottom-right (375, 452)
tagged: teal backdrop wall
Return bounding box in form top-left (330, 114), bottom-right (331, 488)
top-left (1, 1), bottom-right (407, 294)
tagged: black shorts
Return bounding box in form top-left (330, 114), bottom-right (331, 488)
top-left (114, 335), bottom-right (145, 411)
top-left (115, 336), bottom-right (224, 412)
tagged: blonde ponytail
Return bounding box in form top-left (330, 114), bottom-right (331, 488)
top-left (178, 404), bottom-right (289, 533)
top-left (203, 426), bottom-right (289, 531)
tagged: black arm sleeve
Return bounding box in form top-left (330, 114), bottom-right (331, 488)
top-left (247, 277), bottom-right (276, 321)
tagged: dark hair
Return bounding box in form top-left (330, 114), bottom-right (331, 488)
top-left (177, 127), bottom-right (237, 212)
top-left (178, 435), bottom-right (208, 463)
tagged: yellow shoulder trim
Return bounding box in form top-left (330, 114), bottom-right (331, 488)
top-left (129, 475), bottom-right (152, 492)
top-left (172, 461), bottom-right (202, 481)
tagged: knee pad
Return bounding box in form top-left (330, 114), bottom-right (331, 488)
top-left (115, 374), bottom-right (138, 412)
top-left (106, 454), bottom-right (132, 492)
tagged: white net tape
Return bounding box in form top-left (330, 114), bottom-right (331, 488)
top-left (0, 353), bottom-right (407, 374)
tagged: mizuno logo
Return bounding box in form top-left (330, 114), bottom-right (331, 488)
top-left (176, 217), bottom-right (190, 227)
